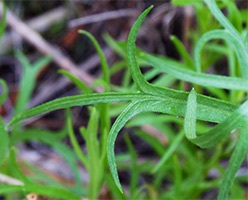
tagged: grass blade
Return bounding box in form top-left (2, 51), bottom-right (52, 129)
top-left (0, 79), bottom-right (8, 106)
top-left (218, 127), bottom-right (248, 199)
top-left (9, 148), bottom-right (31, 184)
top-left (79, 30), bottom-right (110, 91)
top-left (0, 2), bottom-right (6, 40)
top-left (0, 118), bottom-right (9, 165)
top-left (170, 35), bottom-right (194, 68)
top-left (152, 131), bottom-right (184, 173)
top-left (66, 108), bottom-right (88, 168)
top-left (85, 107), bottom-right (102, 199)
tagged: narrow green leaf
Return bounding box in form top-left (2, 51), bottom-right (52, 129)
top-left (9, 91), bottom-right (238, 131)
top-left (184, 89), bottom-right (197, 139)
top-left (139, 51), bottom-right (248, 91)
top-left (225, 0), bottom-right (242, 32)
top-left (85, 107), bottom-right (102, 199)
top-left (170, 35), bottom-right (194, 68)
top-left (108, 40), bottom-right (248, 91)
top-left (0, 184), bottom-right (80, 199)
top-left (218, 127), bottom-right (248, 200)
top-left (124, 134), bottom-right (139, 199)
top-left (172, 0), bottom-right (202, 6)
top-left (15, 51), bottom-right (31, 71)
top-left (15, 52), bottom-right (51, 115)
top-left (204, 0), bottom-right (240, 39)
top-left (0, 117), bottom-right (9, 165)
top-left (10, 148), bottom-right (31, 184)
top-left (66, 108), bottom-right (88, 168)
top-left (0, 2), bottom-right (6, 40)
top-left (107, 99), bottom-right (187, 192)
top-left (126, 5), bottom-right (154, 93)
top-left (8, 93), bottom-right (157, 126)
top-left (152, 131), bottom-right (184, 173)
top-left (79, 30), bottom-right (110, 91)
top-left (0, 185), bottom-right (24, 194)
top-left (107, 101), bottom-right (149, 193)
top-left (0, 79), bottom-right (8, 106)
top-left (25, 184), bottom-right (81, 200)
top-left (9, 128), bottom-right (82, 194)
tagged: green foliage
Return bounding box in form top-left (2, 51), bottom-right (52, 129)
top-left (14, 51), bottom-right (52, 115)
top-left (1, 0), bottom-right (247, 199)
top-left (0, 2), bottom-right (6, 40)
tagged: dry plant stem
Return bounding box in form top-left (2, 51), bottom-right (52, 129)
top-left (0, 3), bottom-right (102, 92)
top-left (69, 8), bottom-right (137, 28)
top-left (28, 6), bottom-right (70, 32)
top-left (0, 173), bottom-right (24, 186)
top-left (182, 6), bottom-right (194, 49)
top-left (0, 6), bottom-right (70, 55)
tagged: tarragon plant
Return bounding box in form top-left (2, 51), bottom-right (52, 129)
top-left (1, 0), bottom-right (247, 199)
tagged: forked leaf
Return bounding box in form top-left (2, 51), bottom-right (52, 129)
top-left (15, 52), bottom-right (51, 115)
top-left (11, 89), bottom-right (236, 128)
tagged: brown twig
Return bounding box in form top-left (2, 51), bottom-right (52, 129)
top-left (0, 2), bottom-right (102, 92)
top-left (0, 173), bottom-right (24, 186)
top-left (69, 8), bottom-right (138, 28)
top-left (0, 6), bottom-right (70, 55)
